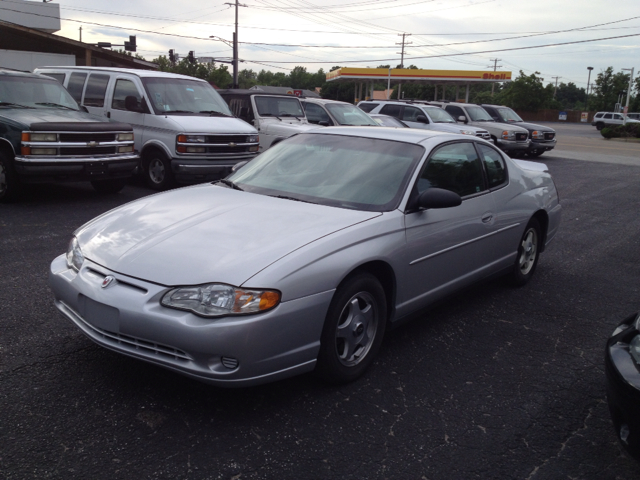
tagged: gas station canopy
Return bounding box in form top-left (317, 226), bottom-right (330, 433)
top-left (326, 67), bottom-right (513, 103)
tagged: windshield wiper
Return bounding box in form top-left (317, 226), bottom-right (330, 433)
top-left (199, 110), bottom-right (231, 117)
top-left (215, 179), bottom-right (244, 191)
top-left (270, 194), bottom-right (314, 204)
top-left (35, 102), bottom-right (76, 110)
top-left (163, 110), bottom-right (196, 114)
top-left (0, 101), bottom-right (34, 109)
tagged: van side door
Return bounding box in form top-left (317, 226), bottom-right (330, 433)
top-left (107, 76), bottom-right (148, 152)
top-left (81, 73), bottom-right (112, 118)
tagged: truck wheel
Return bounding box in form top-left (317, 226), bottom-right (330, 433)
top-left (144, 150), bottom-right (174, 190)
top-left (91, 178), bottom-right (127, 194)
top-left (0, 151), bottom-right (20, 203)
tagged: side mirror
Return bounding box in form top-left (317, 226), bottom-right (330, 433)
top-left (231, 160), bottom-right (249, 173)
top-left (125, 95), bottom-right (144, 113)
top-left (416, 115), bottom-right (429, 124)
top-left (417, 188), bottom-right (462, 210)
top-left (457, 115), bottom-right (467, 123)
top-left (80, 105), bottom-right (89, 113)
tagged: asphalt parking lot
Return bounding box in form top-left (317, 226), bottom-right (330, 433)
top-left (1, 123), bottom-right (640, 479)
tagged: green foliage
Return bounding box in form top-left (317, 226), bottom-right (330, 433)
top-left (600, 123), bottom-right (640, 139)
top-left (495, 71), bottom-right (552, 111)
top-left (590, 67), bottom-right (633, 112)
top-left (151, 56), bottom-right (232, 88)
top-left (554, 82), bottom-right (586, 110)
top-left (238, 69), bottom-right (257, 89)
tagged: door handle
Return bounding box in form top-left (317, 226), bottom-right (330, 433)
top-left (482, 213), bottom-right (493, 223)
top-left (106, 111), bottom-right (110, 118)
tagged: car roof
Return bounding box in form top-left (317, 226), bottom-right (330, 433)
top-left (300, 98), bottom-right (350, 105)
top-left (35, 66), bottom-right (206, 82)
top-left (217, 89), bottom-right (301, 98)
top-left (1, 68), bottom-right (51, 79)
top-left (305, 125), bottom-right (463, 144)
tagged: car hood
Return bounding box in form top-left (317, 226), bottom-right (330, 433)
top-left (432, 123), bottom-right (486, 134)
top-left (471, 120), bottom-right (528, 132)
top-left (75, 184), bottom-right (380, 286)
top-left (159, 114), bottom-right (257, 134)
top-left (511, 121), bottom-right (555, 133)
top-left (0, 108), bottom-right (119, 128)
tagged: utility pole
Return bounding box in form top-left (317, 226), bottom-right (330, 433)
top-left (396, 33), bottom-right (411, 99)
top-left (552, 76), bottom-right (561, 98)
top-left (224, 0), bottom-right (247, 89)
top-left (621, 67), bottom-right (635, 125)
top-left (79, 26), bottom-right (82, 42)
top-left (488, 58), bottom-right (501, 96)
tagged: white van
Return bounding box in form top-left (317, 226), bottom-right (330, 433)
top-left (34, 67), bottom-right (259, 190)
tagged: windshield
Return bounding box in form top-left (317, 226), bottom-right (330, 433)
top-left (426, 107), bottom-right (456, 123)
top-left (254, 96), bottom-right (305, 118)
top-left (466, 106), bottom-right (494, 122)
top-left (0, 75), bottom-right (79, 110)
top-left (496, 107), bottom-right (523, 122)
top-left (372, 115), bottom-right (406, 127)
top-left (141, 77), bottom-right (232, 115)
top-left (325, 103), bottom-right (378, 126)
top-left (227, 133), bottom-right (424, 212)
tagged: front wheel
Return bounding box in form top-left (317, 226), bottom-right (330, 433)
top-left (527, 149), bottom-right (544, 158)
top-left (509, 218), bottom-right (541, 286)
top-left (316, 273), bottom-right (387, 384)
top-left (91, 178), bottom-right (127, 194)
top-left (596, 122), bottom-right (604, 131)
top-left (144, 150), bottom-right (174, 190)
top-left (0, 151), bottom-right (20, 202)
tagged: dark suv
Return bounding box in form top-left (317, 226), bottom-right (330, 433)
top-left (481, 104), bottom-right (556, 157)
top-left (0, 69), bottom-right (138, 201)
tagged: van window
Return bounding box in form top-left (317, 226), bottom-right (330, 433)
top-left (112, 79), bottom-right (141, 111)
top-left (84, 74), bottom-right (110, 107)
top-left (67, 72), bottom-right (87, 102)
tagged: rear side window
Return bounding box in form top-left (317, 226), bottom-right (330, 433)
top-left (358, 103), bottom-right (378, 113)
top-left (42, 73), bottom-right (65, 84)
top-left (603, 113), bottom-right (612, 119)
top-left (84, 74), bottom-right (110, 107)
top-left (67, 72), bottom-right (87, 102)
top-left (418, 142), bottom-right (485, 197)
top-left (445, 105), bottom-right (465, 119)
top-left (226, 97), bottom-right (253, 123)
top-left (477, 144), bottom-right (507, 188)
top-left (380, 104), bottom-right (402, 118)
top-left (112, 79), bottom-right (141, 111)
top-left (304, 103), bottom-right (332, 125)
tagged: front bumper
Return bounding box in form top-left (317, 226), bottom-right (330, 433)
top-left (529, 139), bottom-right (556, 152)
top-left (48, 254), bottom-right (331, 387)
top-left (14, 153), bottom-right (139, 183)
top-left (495, 139), bottom-right (531, 152)
top-left (605, 312), bottom-right (640, 461)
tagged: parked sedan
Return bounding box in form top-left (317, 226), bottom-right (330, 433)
top-left (605, 312), bottom-right (640, 461)
top-left (49, 128), bottom-right (561, 387)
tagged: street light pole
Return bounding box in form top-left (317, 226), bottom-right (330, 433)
top-left (585, 66), bottom-right (593, 109)
top-left (233, 0), bottom-right (238, 89)
top-left (621, 67), bottom-right (635, 125)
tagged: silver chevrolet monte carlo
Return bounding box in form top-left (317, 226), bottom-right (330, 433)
top-left (49, 127), bottom-right (561, 387)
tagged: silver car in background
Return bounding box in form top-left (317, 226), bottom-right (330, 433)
top-left (49, 128), bottom-right (561, 387)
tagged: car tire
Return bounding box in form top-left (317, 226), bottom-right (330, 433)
top-left (91, 178), bottom-right (127, 194)
top-left (316, 273), bottom-right (387, 384)
top-left (510, 217), bottom-right (541, 286)
top-left (527, 149), bottom-right (544, 158)
top-left (596, 122), bottom-right (604, 131)
top-left (144, 150), bottom-right (174, 190)
top-left (0, 150), bottom-right (20, 203)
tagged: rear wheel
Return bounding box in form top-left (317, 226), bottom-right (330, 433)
top-left (91, 178), bottom-right (127, 194)
top-left (0, 151), bottom-right (20, 202)
top-left (596, 122), bottom-right (604, 131)
top-left (144, 150), bottom-right (174, 190)
top-left (316, 273), bottom-right (387, 384)
top-left (510, 218), bottom-right (541, 286)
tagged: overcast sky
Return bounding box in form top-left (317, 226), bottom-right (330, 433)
top-left (51, 0), bottom-right (640, 88)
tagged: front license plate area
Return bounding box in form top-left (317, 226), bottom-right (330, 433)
top-left (78, 295), bottom-right (119, 332)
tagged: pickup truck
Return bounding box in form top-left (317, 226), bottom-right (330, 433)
top-left (0, 69), bottom-right (138, 202)
top-left (218, 90), bottom-right (318, 151)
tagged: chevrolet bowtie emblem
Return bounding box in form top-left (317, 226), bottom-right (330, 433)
top-left (87, 141), bottom-right (98, 147)
top-left (228, 142), bottom-right (237, 147)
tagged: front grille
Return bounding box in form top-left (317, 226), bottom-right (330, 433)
top-left (59, 133), bottom-right (117, 142)
top-left (60, 146), bottom-right (117, 155)
top-left (206, 135), bottom-right (254, 144)
top-left (476, 132), bottom-right (491, 139)
top-left (207, 145), bottom-right (254, 154)
top-left (544, 132), bottom-right (555, 140)
top-left (515, 132), bottom-right (528, 141)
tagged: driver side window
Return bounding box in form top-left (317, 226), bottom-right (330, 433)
top-left (418, 142), bottom-right (486, 198)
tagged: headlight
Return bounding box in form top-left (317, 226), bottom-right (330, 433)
top-left (66, 237), bottom-right (84, 272)
top-left (161, 283), bottom-right (281, 317)
top-left (177, 135), bottom-right (206, 143)
top-left (24, 133), bottom-right (57, 142)
top-left (501, 130), bottom-right (516, 140)
top-left (531, 130), bottom-right (545, 140)
top-left (460, 130), bottom-right (476, 135)
top-left (117, 133), bottom-right (134, 141)
top-left (247, 135), bottom-right (259, 143)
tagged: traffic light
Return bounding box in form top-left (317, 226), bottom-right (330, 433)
top-left (124, 35), bottom-right (136, 52)
top-left (169, 49), bottom-right (175, 63)
top-left (188, 51), bottom-right (195, 64)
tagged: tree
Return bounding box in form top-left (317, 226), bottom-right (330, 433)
top-left (590, 67), bottom-right (632, 112)
top-left (238, 69), bottom-right (257, 89)
top-left (150, 56), bottom-right (232, 88)
top-left (495, 71), bottom-right (552, 111)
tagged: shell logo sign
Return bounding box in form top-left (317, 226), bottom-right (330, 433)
top-left (482, 73), bottom-right (509, 80)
